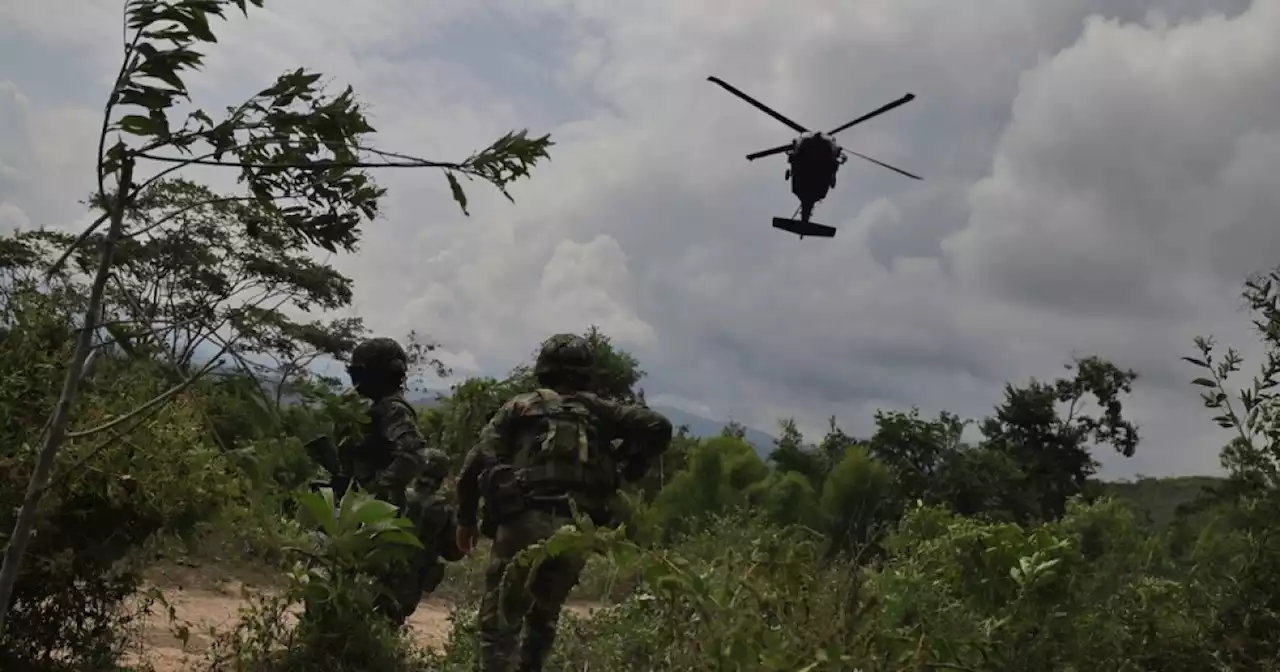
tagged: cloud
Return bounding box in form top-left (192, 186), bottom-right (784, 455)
top-left (0, 0), bottom-right (1273, 479)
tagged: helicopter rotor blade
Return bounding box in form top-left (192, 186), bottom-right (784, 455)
top-left (745, 143), bottom-right (792, 161)
top-left (844, 150), bottom-right (922, 180)
top-left (827, 93), bottom-right (916, 136)
top-left (708, 76), bottom-right (809, 134)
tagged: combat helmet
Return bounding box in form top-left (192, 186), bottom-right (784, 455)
top-left (533, 333), bottom-right (594, 385)
top-left (347, 337), bottom-right (409, 381)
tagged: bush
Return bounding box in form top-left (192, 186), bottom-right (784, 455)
top-left (0, 287), bottom-right (241, 670)
top-left (198, 488), bottom-right (433, 672)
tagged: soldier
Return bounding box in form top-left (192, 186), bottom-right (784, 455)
top-left (455, 333), bottom-right (673, 672)
top-left (345, 336), bottom-right (455, 626)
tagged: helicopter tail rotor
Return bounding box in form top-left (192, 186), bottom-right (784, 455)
top-left (708, 76), bottom-right (809, 135)
top-left (826, 93), bottom-right (916, 136)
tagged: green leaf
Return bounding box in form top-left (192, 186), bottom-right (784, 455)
top-left (446, 172), bottom-right (469, 216)
top-left (102, 322), bottom-right (138, 358)
top-left (296, 490), bottom-right (337, 536)
top-left (180, 9), bottom-right (217, 42)
top-left (1191, 377), bottom-right (1217, 388)
top-left (372, 528), bottom-right (423, 548)
top-left (344, 497), bottom-right (400, 530)
top-left (116, 114), bottom-right (164, 137)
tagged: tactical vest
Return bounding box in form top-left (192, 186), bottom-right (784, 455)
top-left (350, 396), bottom-right (418, 496)
top-left (510, 388), bottom-right (618, 496)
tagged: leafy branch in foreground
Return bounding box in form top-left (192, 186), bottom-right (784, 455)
top-left (1183, 269), bottom-right (1280, 489)
top-left (0, 0), bottom-right (551, 634)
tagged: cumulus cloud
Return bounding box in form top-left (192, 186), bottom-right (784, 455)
top-left (0, 0), bottom-right (1273, 478)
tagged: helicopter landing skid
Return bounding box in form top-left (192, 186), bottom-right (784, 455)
top-left (772, 217), bottom-right (836, 239)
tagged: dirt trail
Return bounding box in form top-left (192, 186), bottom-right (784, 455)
top-left (133, 582), bottom-right (459, 671)
top-left (131, 570), bottom-right (598, 672)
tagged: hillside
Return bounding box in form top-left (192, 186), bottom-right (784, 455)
top-left (1098, 475), bottom-right (1226, 527)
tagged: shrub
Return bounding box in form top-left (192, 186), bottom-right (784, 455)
top-left (0, 288), bottom-right (240, 670)
top-left (198, 487), bottom-right (432, 672)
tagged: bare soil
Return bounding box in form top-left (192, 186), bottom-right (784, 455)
top-left (129, 564), bottom-right (596, 671)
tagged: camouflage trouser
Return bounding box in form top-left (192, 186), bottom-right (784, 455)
top-left (372, 558), bottom-right (433, 625)
top-left (478, 508), bottom-right (587, 672)
top-left (372, 495), bottom-right (458, 626)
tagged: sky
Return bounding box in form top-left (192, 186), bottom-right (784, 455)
top-left (2, 0), bottom-right (1277, 479)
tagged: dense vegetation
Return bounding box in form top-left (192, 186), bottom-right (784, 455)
top-left (4, 2), bottom-right (1280, 671)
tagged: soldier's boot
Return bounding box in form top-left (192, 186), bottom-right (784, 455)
top-left (372, 561), bottom-right (423, 627)
top-left (515, 601), bottom-right (564, 672)
top-left (418, 561), bottom-right (446, 597)
top-left (479, 626), bottom-right (520, 672)
top-left (371, 592), bottom-right (411, 627)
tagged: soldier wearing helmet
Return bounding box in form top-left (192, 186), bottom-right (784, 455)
top-left (455, 332), bottom-right (673, 672)
top-left (344, 336), bottom-right (455, 625)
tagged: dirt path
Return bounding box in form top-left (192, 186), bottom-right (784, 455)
top-left (131, 573), bottom-right (598, 671)
top-left (133, 583), bottom-right (460, 671)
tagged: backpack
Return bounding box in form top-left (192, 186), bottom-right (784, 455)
top-left (510, 388), bottom-right (618, 495)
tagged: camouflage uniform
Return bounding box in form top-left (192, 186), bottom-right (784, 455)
top-left (456, 333), bottom-right (673, 672)
top-left (346, 337), bottom-right (456, 625)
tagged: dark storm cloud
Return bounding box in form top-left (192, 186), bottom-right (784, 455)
top-left (0, 0), bottom-right (1274, 479)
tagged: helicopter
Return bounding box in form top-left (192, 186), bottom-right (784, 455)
top-left (708, 76), bottom-right (922, 239)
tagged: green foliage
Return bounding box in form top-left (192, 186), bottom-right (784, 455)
top-left (819, 446), bottom-right (895, 556)
top-left (979, 356), bottom-right (1140, 523)
top-left (653, 435), bottom-right (770, 538)
top-left (198, 487), bottom-right (430, 671)
top-left (0, 286), bottom-right (242, 670)
top-left (8, 6), bottom-right (1280, 663)
top-left (0, 0), bottom-right (553, 658)
top-left (1101, 475), bottom-right (1224, 528)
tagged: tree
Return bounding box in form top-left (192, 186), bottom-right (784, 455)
top-left (768, 417), bottom-right (827, 487)
top-left (819, 446), bottom-right (895, 557)
top-left (1179, 270), bottom-right (1280, 669)
top-left (1182, 270), bottom-right (1280, 491)
top-left (6, 177), bottom-right (372, 414)
top-left (979, 356), bottom-right (1140, 522)
top-left (816, 416), bottom-right (859, 476)
top-left (420, 375), bottom-right (526, 469)
top-left (867, 408), bottom-right (968, 503)
top-left (581, 325), bottom-right (647, 403)
top-left (654, 435), bottom-right (770, 538)
top-left (932, 446), bottom-right (1026, 521)
top-left (0, 0), bottom-right (551, 633)
top-left (763, 470), bottom-right (821, 529)
top-left (504, 325), bottom-right (646, 402)
top-left (721, 420), bottom-right (748, 441)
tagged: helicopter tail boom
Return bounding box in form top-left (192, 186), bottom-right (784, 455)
top-left (745, 143), bottom-right (792, 161)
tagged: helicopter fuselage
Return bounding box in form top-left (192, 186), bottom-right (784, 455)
top-left (705, 75), bottom-right (919, 239)
top-left (787, 133), bottom-right (841, 222)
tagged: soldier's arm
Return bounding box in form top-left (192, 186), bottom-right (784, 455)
top-left (377, 400), bottom-right (430, 492)
top-left (418, 447), bottom-right (451, 493)
top-left (596, 397), bottom-right (674, 457)
top-left (455, 402), bottom-right (513, 528)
